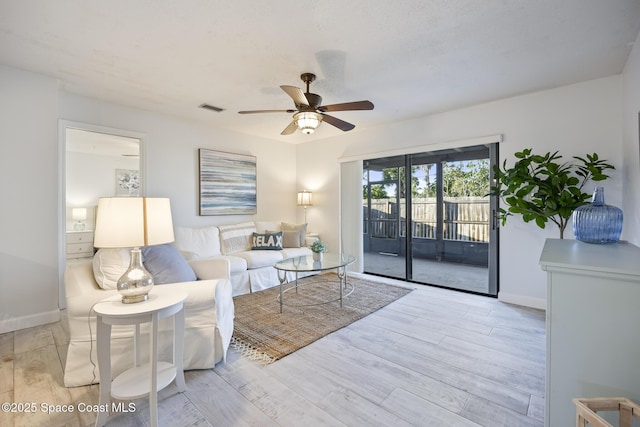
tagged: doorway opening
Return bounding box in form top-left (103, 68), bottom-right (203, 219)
top-left (362, 143), bottom-right (499, 296)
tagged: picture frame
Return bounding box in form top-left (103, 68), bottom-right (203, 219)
top-left (199, 149), bottom-right (257, 215)
top-left (115, 169), bottom-right (140, 196)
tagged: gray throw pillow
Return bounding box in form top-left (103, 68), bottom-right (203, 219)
top-left (282, 231), bottom-right (301, 248)
top-left (141, 243), bottom-right (197, 285)
top-left (281, 222), bottom-right (307, 247)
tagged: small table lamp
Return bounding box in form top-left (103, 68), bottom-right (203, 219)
top-left (297, 190), bottom-right (313, 224)
top-left (94, 197), bottom-right (174, 303)
top-left (72, 207), bottom-right (87, 231)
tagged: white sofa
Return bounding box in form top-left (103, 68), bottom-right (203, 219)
top-left (174, 221), bottom-right (314, 296)
top-left (63, 255), bottom-right (233, 387)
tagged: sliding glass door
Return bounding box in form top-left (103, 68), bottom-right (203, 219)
top-left (363, 144), bottom-right (498, 296)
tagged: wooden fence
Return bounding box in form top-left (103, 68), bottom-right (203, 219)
top-left (366, 197), bottom-right (490, 242)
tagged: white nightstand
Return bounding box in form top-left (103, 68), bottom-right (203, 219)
top-left (66, 230), bottom-right (94, 259)
top-left (93, 288), bottom-right (187, 427)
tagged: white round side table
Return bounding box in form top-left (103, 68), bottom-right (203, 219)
top-left (93, 287), bottom-right (187, 427)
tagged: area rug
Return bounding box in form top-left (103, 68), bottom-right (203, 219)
top-left (230, 273), bottom-right (414, 364)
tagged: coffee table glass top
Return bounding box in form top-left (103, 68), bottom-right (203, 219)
top-left (274, 253), bottom-right (356, 272)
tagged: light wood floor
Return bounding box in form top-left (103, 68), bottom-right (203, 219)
top-left (0, 275), bottom-right (545, 426)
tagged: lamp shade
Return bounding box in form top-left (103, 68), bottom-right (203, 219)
top-left (297, 191), bottom-right (313, 207)
top-left (72, 207), bottom-right (87, 221)
top-left (94, 197), bottom-right (174, 248)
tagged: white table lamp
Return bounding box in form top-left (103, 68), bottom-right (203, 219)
top-left (72, 207), bottom-right (87, 231)
top-left (94, 197), bottom-right (174, 303)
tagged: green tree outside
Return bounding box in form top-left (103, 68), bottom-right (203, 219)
top-left (364, 160), bottom-right (490, 199)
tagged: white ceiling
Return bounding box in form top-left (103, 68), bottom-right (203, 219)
top-left (2, 1), bottom-right (639, 144)
top-left (66, 128), bottom-right (139, 157)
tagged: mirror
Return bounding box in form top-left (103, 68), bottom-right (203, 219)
top-left (66, 128), bottom-right (141, 231)
top-left (59, 121), bottom-right (146, 307)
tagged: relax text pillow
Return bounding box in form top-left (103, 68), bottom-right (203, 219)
top-left (252, 231), bottom-right (283, 250)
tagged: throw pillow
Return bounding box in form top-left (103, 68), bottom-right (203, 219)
top-left (93, 248), bottom-right (131, 290)
top-left (218, 222), bottom-right (256, 254)
top-left (141, 243), bottom-right (197, 285)
top-left (251, 231), bottom-right (283, 250)
top-left (281, 222), bottom-right (307, 247)
top-left (282, 230), bottom-right (302, 248)
top-left (174, 226), bottom-right (221, 259)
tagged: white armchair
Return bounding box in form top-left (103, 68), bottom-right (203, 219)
top-left (63, 257), bottom-right (233, 387)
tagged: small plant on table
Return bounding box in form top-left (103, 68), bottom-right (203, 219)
top-left (310, 240), bottom-right (327, 253)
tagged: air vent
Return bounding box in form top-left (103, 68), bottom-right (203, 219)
top-left (199, 103), bottom-right (225, 112)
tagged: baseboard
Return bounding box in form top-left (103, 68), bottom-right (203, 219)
top-left (0, 310), bottom-right (61, 334)
top-left (498, 292), bottom-right (546, 311)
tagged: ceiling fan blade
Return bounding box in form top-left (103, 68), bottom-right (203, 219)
top-left (321, 113), bottom-right (355, 132)
top-left (280, 85), bottom-right (309, 107)
top-left (281, 120), bottom-right (298, 135)
top-left (318, 100), bottom-right (374, 112)
top-left (238, 109), bottom-right (296, 114)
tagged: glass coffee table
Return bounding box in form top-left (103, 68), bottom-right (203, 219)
top-left (274, 253), bottom-right (356, 313)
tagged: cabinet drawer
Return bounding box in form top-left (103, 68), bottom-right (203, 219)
top-left (67, 232), bottom-right (93, 244)
top-left (67, 242), bottom-right (94, 258)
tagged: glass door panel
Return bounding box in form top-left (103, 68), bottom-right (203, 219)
top-left (412, 157), bottom-right (491, 293)
top-left (363, 144), bottom-right (499, 297)
top-left (406, 162), bottom-right (438, 280)
top-left (363, 157), bottom-right (406, 278)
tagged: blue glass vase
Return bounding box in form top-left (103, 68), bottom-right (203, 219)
top-left (572, 187), bottom-right (622, 244)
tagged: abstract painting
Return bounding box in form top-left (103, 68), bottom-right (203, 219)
top-left (199, 149), bottom-right (257, 215)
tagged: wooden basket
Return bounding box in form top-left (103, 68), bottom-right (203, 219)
top-left (573, 397), bottom-right (640, 427)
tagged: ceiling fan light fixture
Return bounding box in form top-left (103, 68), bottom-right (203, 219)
top-left (294, 112), bottom-right (322, 134)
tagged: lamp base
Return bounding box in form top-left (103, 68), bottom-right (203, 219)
top-left (117, 247), bottom-right (154, 304)
top-left (121, 294), bottom-right (149, 304)
top-left (74, 221), bottom-right (86, 231)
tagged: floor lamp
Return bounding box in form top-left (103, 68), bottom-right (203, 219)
top-left (297, 190), bottom-right (313, 224)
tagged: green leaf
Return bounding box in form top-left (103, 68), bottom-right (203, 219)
top-left (531, 155), bottom-right (545, 163)
top-left (567, 176), bottom-right (579, 186)
top-left (559, 207), bottom-right (573, 218)
top-left (515, 185), bottom-right (534, 198)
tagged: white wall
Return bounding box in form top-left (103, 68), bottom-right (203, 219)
top-left (621, 30), bottom-right (640, 246)
top-left (297, 75), bottom-right (623, 309)
top-left (66, 151), bottom-right (139, 206)
top-left (0, 66), bottom-right (61, 332)
top-left (66, 151), bottom-right (139, 230)
top-left (58, 92), bottom-right (299, 228)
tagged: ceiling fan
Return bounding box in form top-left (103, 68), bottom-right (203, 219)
top-left (238, 73), bottom-right (374, 135)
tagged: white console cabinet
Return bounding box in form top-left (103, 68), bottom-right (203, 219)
top-left (539, 238), bottom-right (640, 427)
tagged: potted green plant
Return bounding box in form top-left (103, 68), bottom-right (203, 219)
top-left (491, 149), bottom-right (615, 238)
top-left (310, 239), bottom-right (327, 261)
